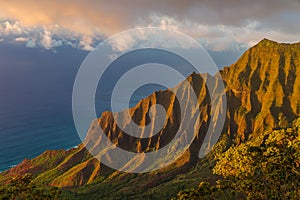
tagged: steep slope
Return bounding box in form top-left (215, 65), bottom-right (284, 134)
top-left (83, 72), bottom-right (219, 173)
top-left (221, 38), bottom-right (300, 142)
top-left (0, 39), bottom-right (299, 198)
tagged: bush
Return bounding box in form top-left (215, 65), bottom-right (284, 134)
top-left (0, 174), bottom-right (63, 200)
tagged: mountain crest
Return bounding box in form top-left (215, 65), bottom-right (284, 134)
top-left (256, 38), bottom-right (280, 47)
top-left (1, 39), bottom-right (299, 192)
top-left (255, 38), bottom-right (300, 49)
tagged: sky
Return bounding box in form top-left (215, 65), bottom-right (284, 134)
top-left (0, 0), bottom-right (299, 53)
top-left (0, 0), bottom-right (299, 170)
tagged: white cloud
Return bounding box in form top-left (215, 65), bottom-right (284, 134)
top-left (0, 13), bottom-right (299, 53)
top-left (0, 20), bottom-right (96, 50)
top-left (0, 38), bottom-right (4, 42)
top-left (78, 36), bottom-right (95, 51)
top-left (140, 15), bottom-right (300, 51)
top-left (2, 21), bottom-right (24, 35)
top-left (40, 29), bottom-right (52, 49)
top-left (15, 37), bottom-right (28, 42)
top-left (0, 0), bottom-right (298, 53)
top-left (155, 16), bottom-right (178, 31)
top-left (109, 32), bottom-right (136, 52)
top-left (26, 39), bottom-right (36, 48)
top-left (63, 40), bottom-right (77, 48)
top-left (39, 29), bottom-right (62, 49)
top-left (107, 27), bottom-right (199, 54)
top-left (0, 0), bottom-right (299, 36)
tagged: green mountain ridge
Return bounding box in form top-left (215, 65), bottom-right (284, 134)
top-left (0, 39), bottom-right (299, 199)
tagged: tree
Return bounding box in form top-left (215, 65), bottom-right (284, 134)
top-left (213, 119), bottom-right (300, 199)
top-left (173, 118), bottom-right (300, 200)
top-left (0, 174), bottom-right (63, 200)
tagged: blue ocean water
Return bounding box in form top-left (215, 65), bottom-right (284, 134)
top-left (0, 44), bottom-right (88, 171)
top-left (0, 45), bottom-right (189, 172)
top-left (0, 42), bottom-right (232, 172)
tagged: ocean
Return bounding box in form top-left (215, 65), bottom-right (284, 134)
top-left (0, 44), bottom-right (88, 171)
top-left (0, 45), bottom-right (181, 172)
top-left (0, 42), bottom-right (235, 172)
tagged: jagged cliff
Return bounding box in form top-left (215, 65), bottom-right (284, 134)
top-left (222, 38), bottom-right (300, 142)
top-left (1, 39), bottom-right (299, 195)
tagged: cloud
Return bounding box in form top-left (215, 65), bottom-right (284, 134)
top-left (109, 32), bottom-right (136, 52)
top-left (0, 20), bottom-right (97, 50)
top-left (107, 27), bottom-right (200, 54)
top-left (40, 29), bottom-right (53, 49)
top-left (26, 39), bottom-right (36, 48)
top-left (78, 36), bottom-right (95, 51)
top-left (40, 29), bottom-right (62, 49)
top-left (0, 0), bottom-right (299, 36)
top-left (0, 1), bottom-right (299, 51)
top-left (1, 21), bottom-right (24, 35)
top-left (15, 37), bottom-right (28, 42)
top-left (140, 15), bottom-right (300, 51)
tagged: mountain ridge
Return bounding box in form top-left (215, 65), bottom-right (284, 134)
top-left (0, 38), bottom-right (299, 199)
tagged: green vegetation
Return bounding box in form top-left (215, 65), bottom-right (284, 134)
top-left (173, 118), bottom-right (300, 199)
top-left (0, 174), bottom-right (63, 200)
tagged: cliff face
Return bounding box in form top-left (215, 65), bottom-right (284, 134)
top-left (83, 72), bottom-right (218, 173)
top-left (1, 39), bottom-right (299, 189)
top-left (222, 39), bottom-right (300, 142)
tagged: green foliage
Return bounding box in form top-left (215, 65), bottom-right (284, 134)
top-left (172, 182), bottom-right (212, 200)
top-left (173, 118), bottom-right (300, 200)
top-left (172, 181), bottom-right (243, 200)
top-left (0, 174), bottom-right (64, 200)
top-left (213, 119), bottom-right (300, 199)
